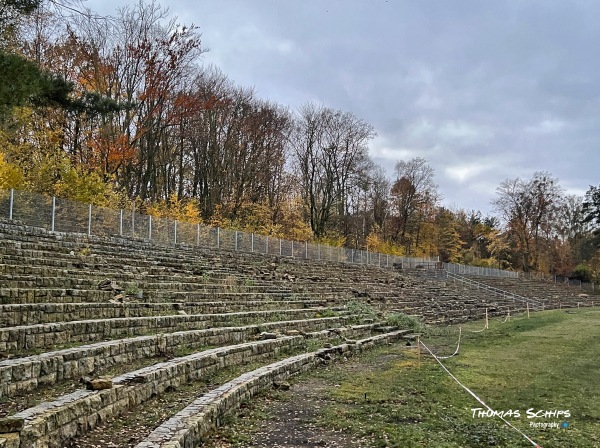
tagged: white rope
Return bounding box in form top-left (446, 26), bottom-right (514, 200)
top-left (431, 326), bottom-right (462, 359)
top-left (470, 310), bottom-right (489, 333)
top-left (419, 340), bottom-right (542, 448)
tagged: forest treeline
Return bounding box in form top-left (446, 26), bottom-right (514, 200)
top-left (1, 0), bottom-right (600, 281)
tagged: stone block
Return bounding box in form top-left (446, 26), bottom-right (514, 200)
top-left (0, 418), bottom-right (24, 434)
top-left (0, 433), bottom-right (20, 448)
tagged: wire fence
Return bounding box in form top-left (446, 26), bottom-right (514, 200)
top-left (445, 271), bottom-right (542, 310)
top-left (520, 271), bottom-right (597, 292)
top-left (444, 262), bottom-right (518, 278)
top-left (0, 188), bottom-right (517, 277)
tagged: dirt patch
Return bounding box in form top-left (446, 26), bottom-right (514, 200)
top-left (241, 380), bottom-right (367, 448)
top-left (64, 381), bottom-right (215, 448)
top-left (203, 352), bottom-right (401, 448)
top-left (0, 355), bottom-right (170, 418)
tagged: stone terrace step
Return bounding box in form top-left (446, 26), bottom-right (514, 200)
top-left (0, 308), bottom-right (339, 352)
top-left (135, 330), bottom-right (407, 448)
top-left (0, 223), bottom-right (398, 278)
top-left (0, 223), bottom-right (402, 281)
top-left (2, 327), bottom-right (404, 448)
top-left (465, 275), bottom-right (595, 307)
top-left (0, 286), bottom-right (345, 305)
top-left (0, 317), bottom-right (366, 399)
top-left (0, 299), bottom-right (327, 326)
top-left (0, 225), bottom-right (414, 305)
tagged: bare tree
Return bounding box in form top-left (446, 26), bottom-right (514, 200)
top-left (390, 157), bottom-right (439, 253)
top-left (290, 102), bottom-right (375, 238)
top-left (369, 165), bottom-right (390, 231)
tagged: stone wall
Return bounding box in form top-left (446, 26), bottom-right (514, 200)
top-left (136, 331), bottom-right (405, 448)
top-left (0, 300), bottom-right (326, 327)
top-left (0, 317), bottom-right (362, 399)
top-left (0, 308), bottom-right (333, 352)
top-left (0, 329), bottom-right (405, 448)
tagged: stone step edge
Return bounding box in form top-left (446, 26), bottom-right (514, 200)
top-left (0, 300), bottom-right (328, 327)
top-left (0, 316), bottom-right (362, 399)
top-left (0, 289), bottom-right (347, 305)
top-left (0, 327), bottom-right (405, 447)
top-left (0, 308), bottom-right (339, 352)
top-left (0, 299), bottom-right (324, 310)
top-left (135, 329), bottom-right (407, 448)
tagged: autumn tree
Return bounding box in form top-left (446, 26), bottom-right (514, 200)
top-left (492, 172), bottom-right (563, 272)
top-left (389, 157), bottom-right (439, 254)
top-left (434, 207), bottom-right (463, 262)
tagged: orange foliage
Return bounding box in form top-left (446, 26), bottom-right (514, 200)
top-left (87, 134), bottom-right (136, 174)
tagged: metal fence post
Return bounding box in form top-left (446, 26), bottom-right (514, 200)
top-left (51, 196), bottom-right (56, 232)
top-left (131, 204), bottom-right (135, 237)
top-left (351, 249), bottom-right (354, 263)
top-left (9, 189), bottom-right (13, 221)
top-left (305, 241), bottom-right (308, 259)
top-left (386, 254), bottom-right (389, 267)
top-left (119, 209), bottom-right (123, 236)
top-left (174, 220), bottom-right (178, 245)
top-left (266, 236), bottom-right (269, 254)
top-left (379, 253), bottom-right (381, 267)
top-left (279, 238), bottom-right (282, 256)
top-left (149, 216), bottom-right (152, 240)
top-left (197, 223), bottom-right (200, 246)
top-left (291, 241), bottom-right (294, 258)
top-left (88, 204), bottom-right (92, 236)
top-left (251, 233), bottom-right (254, 253)
top-left (318, 244), bottom-right (321, 260)
top-left (217, 227), bottom-right (220, 249)
top-left (235, 231), bottom-right (238, 251)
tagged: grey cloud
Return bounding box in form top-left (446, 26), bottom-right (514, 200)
top-left (86, 0), bottom-right (600, 213)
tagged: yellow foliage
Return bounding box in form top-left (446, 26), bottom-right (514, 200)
top-left (468, 257), bottom-right (501, 268)
top-left (0, 144), bottom-right (122, 207)
top-left (0, 151), bottom-right (26, 190)
top-left (1, 106), bottom-right (124, 206)
top-left (366, 231), bottom-right (404, 256)
top-left (233, 201), bottom-right (277, 234)
top-left (210, 199), bottom-right (313, 242)
top-left (146, 194), bottom-right (202, 224)
top-left (276, 199), bottom-right (313, 241)
top-left (317, 231), bottom-right (346, 248)
top-left (54, 166), bottom-right (123, 207)
top-left (208, 203), bottom-right (231, 228)
top-left (588, 250), bottom-right (600, 283)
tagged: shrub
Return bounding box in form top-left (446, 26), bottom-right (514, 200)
top-left (346, 299), bottom-right (377, 318)
top-left (572, 264), bottom-right (593, 282)
top-left (386, 312), bottom-right (424, 332)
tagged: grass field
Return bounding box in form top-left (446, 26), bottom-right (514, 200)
top-left (207, 308), bottom-right (600, 447)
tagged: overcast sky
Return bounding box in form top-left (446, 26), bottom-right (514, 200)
top-left (86, 0), bottom-right (600, 215)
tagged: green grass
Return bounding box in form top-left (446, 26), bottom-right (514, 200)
top-left (311, 308), bottom-right (600, 447)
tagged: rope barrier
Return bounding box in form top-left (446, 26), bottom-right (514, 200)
top-left (470, 308), bottom-right (489, 333)
top-left (419, 340), bottom-right (543, 448)
top-left (429, 326), bottom-right (462, 359)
